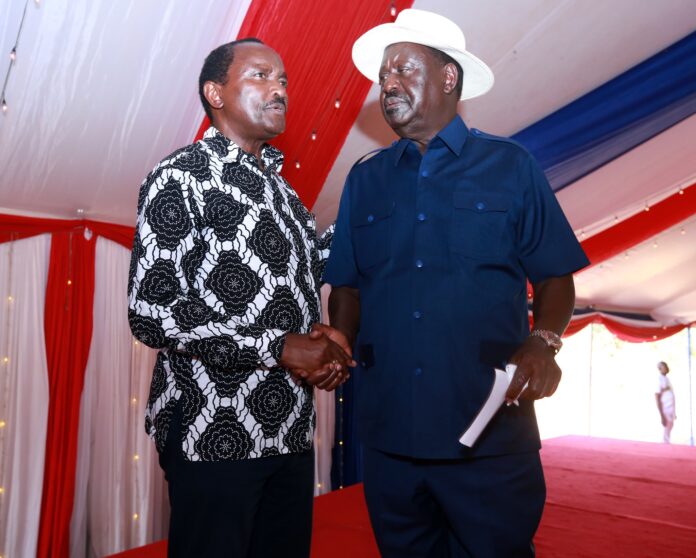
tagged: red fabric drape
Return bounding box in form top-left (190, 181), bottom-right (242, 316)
top-left (0, 213), bottom-right (134, 249)
top-left (580, 183), bottom-right (696, 269)
top-left (561, 314), bottom-right (686, 342)
top-left (194, 0), bottom-right (415, 208)
top-left (36, 231), bottom-right (96, 557)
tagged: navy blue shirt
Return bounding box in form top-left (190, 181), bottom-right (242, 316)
top-left (324, 116), bottom-right (589, 459)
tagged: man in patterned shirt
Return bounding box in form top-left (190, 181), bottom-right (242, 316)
top-left (128, 38), bottom-right (353, 557)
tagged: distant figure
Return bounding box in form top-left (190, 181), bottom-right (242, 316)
top-left (655, 361), bottom-right (676, 443)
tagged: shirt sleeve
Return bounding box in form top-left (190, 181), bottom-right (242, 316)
top-left (322, 175), bottom-right (359, 287)
top-left (127, 166), bottom-right (287, 370)
top-left (517, 153), bottom-right (590, 283)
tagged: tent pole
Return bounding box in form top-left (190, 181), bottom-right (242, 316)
top-left (688, 325), bottom-right (694, 446)
top-left (588, 324), bottom-right (595, 436)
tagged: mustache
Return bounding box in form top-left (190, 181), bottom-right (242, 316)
top-left (264, 96), bottom-right (287, 109)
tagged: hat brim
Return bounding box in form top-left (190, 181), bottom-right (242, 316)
top-left (352, 24), bottom-right (494, 101)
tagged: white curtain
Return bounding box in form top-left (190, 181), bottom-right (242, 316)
top-left (0, 235), bottom-right (51, 558)
top-left (315, 284), bottom-right (336, 495)
top-left (71, 237), bottom-right (167, 558)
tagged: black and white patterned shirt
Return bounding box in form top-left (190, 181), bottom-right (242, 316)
top-left (128, 127), bottom-right (333, 461)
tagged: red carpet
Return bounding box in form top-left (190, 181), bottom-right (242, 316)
top-left (108, 436), bottom-right (696, 557)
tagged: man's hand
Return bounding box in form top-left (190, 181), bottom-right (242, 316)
top-left (505, 336), bottom-right (561, 404)
top-left (280, 326), bottom-right (356, 391)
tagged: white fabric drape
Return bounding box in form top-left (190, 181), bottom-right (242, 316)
top-left (315, 284), bottom-right (336, 495)
top-left (71, 238), bottom-right (167, 558)
top-left (0, 234), bottom-right (51, 558)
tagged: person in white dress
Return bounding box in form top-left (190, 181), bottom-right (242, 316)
top-left (655, 361), bottom-right (676, 443)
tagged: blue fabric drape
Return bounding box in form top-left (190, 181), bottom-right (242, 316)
top-left (513, 31), bottom-right (696, 191)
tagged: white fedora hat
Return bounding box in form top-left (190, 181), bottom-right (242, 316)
top-left (352, 9), bottom-right (494, 101)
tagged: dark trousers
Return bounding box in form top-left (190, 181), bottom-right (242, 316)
top-left (160, 441), bottom-right (314, 558)
top-left (363, 447), bottom-right (546, 558)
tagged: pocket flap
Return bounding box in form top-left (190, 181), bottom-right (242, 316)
top-left (453, 192), bottom-right (510, 212)
top-left (351, 201), bottom-right (395, 227)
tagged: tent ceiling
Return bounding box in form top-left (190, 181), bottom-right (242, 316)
top-left (1, 0), bottom-right (695, 324)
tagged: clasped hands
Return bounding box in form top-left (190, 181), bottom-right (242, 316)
top-left (280, 323), bottom-right (356, 391)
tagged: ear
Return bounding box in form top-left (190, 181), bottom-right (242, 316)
top-left (203, 81), bottom-right (224, 110)
top-left (443, 63), bottom-right (458, 96)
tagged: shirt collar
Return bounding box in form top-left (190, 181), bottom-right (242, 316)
top-left (392, 114), bottom-right (469, 166)
top-left (200, 126), bottom-right (284, 172)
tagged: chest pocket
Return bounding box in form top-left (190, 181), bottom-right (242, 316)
top-left (451, 192), bottom-right (512, 259)
top-left (351, 201), bottom-right (394, 272)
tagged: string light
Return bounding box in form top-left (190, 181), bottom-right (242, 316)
top-left (3, 0), bottom-right (34, 117)
top-left (67, 279), bottom-right (72, 285)
top-left (133, 340), bottom-right (139, 346)
top-left (644, 203), bottom-right (650, 212)
top-left (1, 357), bottom-right (7, 364)
top-left (390, 1), bottom-right (397, 17)
top-left (132, 513), bottom-right (139, 521)
top-left (133, 454), bottom-right (140, 461)
top-left (334, 98), bottom-right (341, 109)
top-left (311, 131), bottom-right (317, 141)
top-left (679, 188), bottom-right (685, 195)
top-left (131, 397), bottom-right (138, 404)
top-left (652, 240), bottom-right (658, 248)
top-left (0, 487), bottom-right (4, 494)
top-left (0, 421), bottom-right (6, 428)
top-left (7, 296), bottom-right (12, 302)
top-left (681, 228), bottom-right (686, 235)
top-left (295, 160), bottom-right (301, 169)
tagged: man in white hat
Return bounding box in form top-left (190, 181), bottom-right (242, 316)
top-left (324, 9), bottom-right (589, 557)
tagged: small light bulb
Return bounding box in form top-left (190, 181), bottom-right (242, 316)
top-left (0, 421), bottom-right (6, 428)
top-left (0, 486), bottom-right (5, 494)
top-left (624, 253), bottom-right (629, 260)
top-left (133, 454), bottom-right (140, 461)
top-left (390, 2), bottom-right (397, 17)
top-left (652, 241), bottom-right (658, 248)
top-left (132, 513), bottom-right (139, 520)
top-left (311, 131), bottom-right (317, 141)
top-left (67, 279), bottom-right (72, 285)
top-left (339, 397), bottom-right (343, 403)
top-left (133, 340), bottom-right (139, 346)
top-left (7, 296), bottom-right (13, 302)
top-left (9, 48), bottom-right (16, 62)
top-left (334, 98), bottom-right (341, 109)
top-left (316, 483), bottom-right (322, 488)
top-left (614, 215), bottom-right (619, 222)
top-left (2, 99), bottom-right (7, 114)
top-left (295, 160), bottom-right (300, 169)
top-left (131, 397), bottom-right (138, 404)
top-left (2, 357), bottom-right (8, 364)
top-left (681, 228), bottom-right (686, 235)
top-left (339, 440), bottom-right (344, 445)
top-left (679, 188), bottom-right (685, 195)
top-left (644, 203), bottom-right (650, 212)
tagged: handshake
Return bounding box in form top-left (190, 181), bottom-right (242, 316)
top-left (279, 323), bottom-right (356, 392)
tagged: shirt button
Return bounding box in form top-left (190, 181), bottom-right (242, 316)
top-left (475, 202), bottom-right (486, 211)
top-left (421, 170), bottom-right (429, 178)
top-left (413, 310), bottom-right (422, 319)
top-left (415, 259), bottom-right (424, 269)
top-left (367, 214), bottom-right (374, 223)
top-left (415, 367), bottom-right (423, 376)
top-left (417, 213), bottom-right (426, 222)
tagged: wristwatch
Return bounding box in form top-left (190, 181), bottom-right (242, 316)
top-left (529, 329), bottom-right (563, 354)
